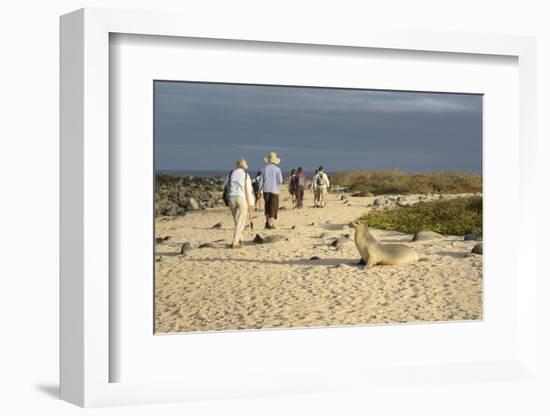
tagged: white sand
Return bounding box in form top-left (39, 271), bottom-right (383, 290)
top-left (155, 189), bottom-right (482, 333)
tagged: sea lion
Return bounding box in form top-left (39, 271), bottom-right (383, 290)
top-left (349, 219), bottom-right (420, 267)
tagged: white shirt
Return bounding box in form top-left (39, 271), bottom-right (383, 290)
top-left (224, 168), bottom-right (255, 206)
top-left (313, 172), bottom-right (330, 189)
top-left (311, 173), bottom-right (319, 190)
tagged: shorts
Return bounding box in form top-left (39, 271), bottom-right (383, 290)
top-left (263, 192), bottom-right (279, 219)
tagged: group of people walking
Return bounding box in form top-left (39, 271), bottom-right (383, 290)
top-left (223, 151), bottom-right (329, 249)
top-left (289, 166), bottom-right (330, 208)
top-left (223, 152), bottom-right (282, 249)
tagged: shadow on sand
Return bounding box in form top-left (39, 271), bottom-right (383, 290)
top-left (435, 251), bottom-right (468, 259)
top-left (185, 257), bottom-right (361, 267)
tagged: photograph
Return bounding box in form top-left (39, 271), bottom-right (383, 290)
top-left (153, 81), bottom-right (483, 333)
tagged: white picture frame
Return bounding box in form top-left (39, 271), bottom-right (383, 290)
top-left (60, 7), bottom-right (539, 408)
top-left (112, 32), bottom-right (517, 385)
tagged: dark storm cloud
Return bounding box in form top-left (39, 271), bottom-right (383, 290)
top-left (154, 81), bottom-right (482, 173)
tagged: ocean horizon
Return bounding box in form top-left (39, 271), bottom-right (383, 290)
top-left (156, 168), bottom-right (482, 178)
top-left (156, 169), bottom-right (336, 178)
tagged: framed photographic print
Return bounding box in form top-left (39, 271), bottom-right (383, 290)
top-left (60, 7), bottom-right (540, 409)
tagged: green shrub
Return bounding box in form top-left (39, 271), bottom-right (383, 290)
top-left (332, 170), bottom-right (482, 195)
top-left (361, 196), bottom-right (483, 236)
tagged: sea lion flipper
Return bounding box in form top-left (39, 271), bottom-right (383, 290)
top-left (366, 257), bottom-right (377, 268)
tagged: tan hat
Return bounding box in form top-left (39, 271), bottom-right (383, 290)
top-left (236, 158), bottom-right (248, 170)
top-left (264, 151), bottom-right (281, 165)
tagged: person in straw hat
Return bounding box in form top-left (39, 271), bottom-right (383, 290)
top-left (259, 152), bottom-right (283, 229)
top-left (223, 159), bottom-right (255, 248)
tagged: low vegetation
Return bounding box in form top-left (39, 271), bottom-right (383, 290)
top-left (332, 170), bottom-right (482, 195)
top-left (361, 196), bottom-right (482, 236)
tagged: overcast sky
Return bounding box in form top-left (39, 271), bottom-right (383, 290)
top-left (154, 81), bottom-right (482, 174)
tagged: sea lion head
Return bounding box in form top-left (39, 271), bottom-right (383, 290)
top-left (349, 219), bottom-right (364, 229)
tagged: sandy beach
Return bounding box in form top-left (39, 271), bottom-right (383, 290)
top-left (154, 187), bottom-right (483, 333)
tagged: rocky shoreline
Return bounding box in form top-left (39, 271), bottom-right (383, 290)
top-left (155, 172), bottom-right (481, 217)
top-left (155, 173), bottom-right (225, 217)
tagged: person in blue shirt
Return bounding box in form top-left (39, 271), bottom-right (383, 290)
top-left (259, 152), bottom-right (283, 229)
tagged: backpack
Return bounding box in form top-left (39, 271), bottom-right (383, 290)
top-left (289, 176), bottom-right (297, 193)
top-left (222, 170), bottom-right (233, 206)
top-left (297, 174), bottom-right (306, 188)
top-left (316, 173), bottom-right (325, 187)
